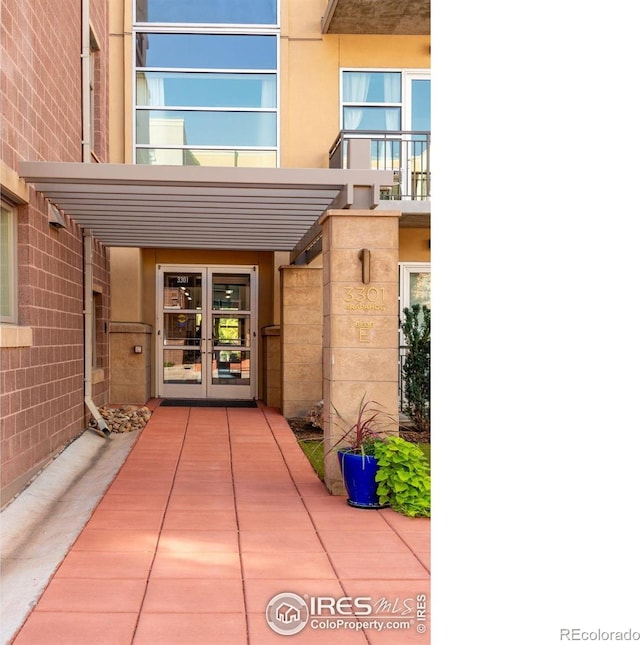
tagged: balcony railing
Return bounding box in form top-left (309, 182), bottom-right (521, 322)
top-left (329, 130), bottom-right (431, 200)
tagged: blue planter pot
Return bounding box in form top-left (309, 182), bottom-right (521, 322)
top-left (338, 450), bottom-right (387, 509)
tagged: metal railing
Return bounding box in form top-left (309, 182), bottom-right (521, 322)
top-left (329, 130), bottom-right (431, 200)
top-left (398, 344), bottom-right (409, 408)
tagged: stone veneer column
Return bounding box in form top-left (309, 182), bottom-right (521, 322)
top-left (280, 266), bottom-right (323, 418)
top-left (321, 209), bottom-right (402, 494)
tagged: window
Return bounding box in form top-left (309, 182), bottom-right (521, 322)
top-left (341, 70), bottom-right (430, 132)
top-left (342, 71), bottom-right (402, 131)
top-left (341, 70), bottom-right (431, 199)
top-left (93, 290), bottom-right (103, 368)
top-left (134, 1), bottom-right (279, 167)
top-left (136, 0), bottom-right (277, 25)
top-left (89, 32), bottom-right (98, 154)
top-left (0, 202), bottom-right (17, 323)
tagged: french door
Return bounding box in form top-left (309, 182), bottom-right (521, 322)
top-left (404, 72), bottom-right (431, 133)
top-left (157, 265), bottom-right (257, 400)
top-left (403, 71), bottom-right (431, 200)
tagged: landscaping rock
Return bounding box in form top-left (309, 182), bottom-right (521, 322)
top-left (88, 405), bottom-right (152, 433)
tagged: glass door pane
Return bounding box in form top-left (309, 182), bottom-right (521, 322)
top-left (210, 315), bottom-right (251, 385)
top-left (211, 349), bottom-right (251, 384)
top-left (212, 315), bottom-right (250, 347)
top-left (409, 78), bottom-right (431, 132)
top-left (208, 270), bottom-right (255, 398)
top-left (163, 312), bottom-right (203, 384)
top-left (159, 269), bottom-right (206, 397)
top-left (162, 271), bottom-right (202, 309)
top-left (404, 73), bottom-right (431, 199)
top-left (409, 271), bottom-right (431, 309)
top-left (400, 263), bottom-right (431, 333)
top-left (212, 274), bottom-right (251, 311)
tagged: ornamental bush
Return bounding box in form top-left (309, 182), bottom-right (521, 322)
top-left (374, 436), bottom-right (430, 518)
top-left (401, 303), bottom-right (430, 437)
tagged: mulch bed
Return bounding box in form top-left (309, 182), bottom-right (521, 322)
top-left (286, 417), bottom-right (428, 444)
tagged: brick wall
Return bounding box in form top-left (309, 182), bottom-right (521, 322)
top-left (0, 0), bottom-right (111, 505)
top-left (0, 0), bottom-right (109, 165)
top-left (0, 195), bottom-right (110, 500)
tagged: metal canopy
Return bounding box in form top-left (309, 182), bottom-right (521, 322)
top-left (19, 162), bottom-right (393, 252)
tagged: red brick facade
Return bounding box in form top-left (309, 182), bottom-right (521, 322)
top-left (1, 0), bottom-right (110, 505)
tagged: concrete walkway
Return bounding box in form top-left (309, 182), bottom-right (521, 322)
top-left (1, 426), bottom-right (142, 644)
top-left (7, 402), bottom-right (430, 644)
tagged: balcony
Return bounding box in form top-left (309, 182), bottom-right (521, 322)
top-left (321, 0), bottom-right (430, 35)
top-left (329, 130), bottom-right (431, 206)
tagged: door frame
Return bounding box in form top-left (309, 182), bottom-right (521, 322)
top-left (398, 262), bottom-right (431, 408)
top-left (155, 263), bottom-right (258, 400)
top-left (402, 70), bottom-right (431, 199)
top-left (399, 262), bottom-right (431, 342)
top-left (402, 70), bottom-right (431, 132)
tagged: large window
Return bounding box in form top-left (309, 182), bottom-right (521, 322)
top-left (341, 69), bottom-right (430, 132)
top-left (134, 1), bottom-right (279, 167)
top-left (342, 71), bottom-right (402, 131)
top-left (0, 203), bottom-right (17, 323)
top-left (136, 0), bottom-right (277, 25)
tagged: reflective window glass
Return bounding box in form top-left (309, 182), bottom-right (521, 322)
top-left (212, 275), bottom-right (250, 311)
top-left (411, 79), bottom-right (431, 131)
top-left (0, 204), bottom-right (16, 322)
top-left (163, 313), bottom-right (202, 344)
top-left (410, 271), bottom-right (431, 309)
top-left (162, 309), bottom-right (203, 383)
top-left (343, 72), bottom-right (401, 103)
top-left (212, 316), bottom-right (250, 347)
top-left (136, 33), bottom-right (276, 70)
top-left (136, 134), bottom-right (278, 166)
top-left (137, 0), bottom-right (277, 25)
top-left (137, 110), bottom-right (276, 147)
top-left (163, 273), bottom-right (203, 309)
top-left (163, 348), bottom-right (203, 383)
top-left (343, 107), bottom-right (401, 131)
top-left (136, 148), bottom-right (277, 167)
top-left (211, 350), bottom-right (250, 384)
top-left (136, 72), bottom-right (277, 108)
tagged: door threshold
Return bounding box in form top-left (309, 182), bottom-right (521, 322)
top-left (159, 399), bottom-right (257, 408)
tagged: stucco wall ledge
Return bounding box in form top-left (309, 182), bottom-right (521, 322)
top-left (109, 322), bottom-right (153, 334)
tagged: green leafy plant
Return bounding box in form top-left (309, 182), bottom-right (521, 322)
top-left (374, 436), bottom-right (431, 517)
top-left (331, 393), bottom-right (393, 456)
top-left (401, 303), bottom-right (430, 437)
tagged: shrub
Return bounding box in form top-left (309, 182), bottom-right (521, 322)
top-left (331, 393), bottom-right (393, 456)
top-left (374, 436), bottom-right (430, 517)
top-left (401, 303), bottom-right (430, 436)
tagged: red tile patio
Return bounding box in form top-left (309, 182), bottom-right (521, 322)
top-left (12, 402), bottom-right (430, 644)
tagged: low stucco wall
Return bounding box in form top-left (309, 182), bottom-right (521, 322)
top-left (109, 322), bottom-right (153, 404)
